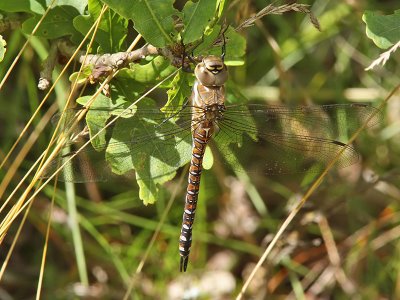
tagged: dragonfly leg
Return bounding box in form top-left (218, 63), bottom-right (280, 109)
top-left (156, 99), bottom-right (190, 128)
top-left (221, 30), bottom-right (226, 61)
top-left (180, 39), bottom-right (195, 73)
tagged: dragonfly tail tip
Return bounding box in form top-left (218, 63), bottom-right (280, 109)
top-left (180, 256), bottom-right (189, 272)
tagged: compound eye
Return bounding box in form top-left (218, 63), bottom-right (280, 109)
top-left (206, 64), bottom-right (223, 72)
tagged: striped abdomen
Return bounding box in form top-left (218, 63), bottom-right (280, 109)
top-left (179, 55), bottom-right (227, 272)
top-left (179, 124), bottom-right (212, 272)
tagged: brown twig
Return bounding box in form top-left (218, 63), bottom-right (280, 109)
top-left (79, 44), bottom-right (159, 68)
top-left (38, 42), bottom-right (59, 90)
top-left (39, 39), bottom-right (192, 90)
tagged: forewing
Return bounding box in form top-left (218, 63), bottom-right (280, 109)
top-left (43, 102), bottom-right (194, 182)
top-left (214, 103), bottom-right (380, 174)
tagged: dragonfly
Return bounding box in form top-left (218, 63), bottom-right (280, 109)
top-left (44, 55), bottom-right (380, 272)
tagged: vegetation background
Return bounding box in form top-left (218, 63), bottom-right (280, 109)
top-left (0, 0), bottom-right (399, 299)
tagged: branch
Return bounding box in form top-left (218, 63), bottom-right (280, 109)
top-left (79, 45), bottom-right (159, 68)
top-left (38, 39), bottom-right (193, 90)
top-left (38, 42), bottom-right (59, 90)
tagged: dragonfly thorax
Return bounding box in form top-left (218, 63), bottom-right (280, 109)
top-left (195, 55), bottom-right (228, 87)
top-left (203, 104), bottom-right (225, 121)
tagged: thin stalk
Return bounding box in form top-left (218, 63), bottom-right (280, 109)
top-left (36, 183), bottom-right (57, 299)
top-left (66, 181), bottom-right (89, 285)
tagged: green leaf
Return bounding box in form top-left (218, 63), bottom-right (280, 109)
top-left (182, 0), bottom-right (216, 44)
top-left (194, 25), bottom-right (246, 65)
top-left (69, 65), bottom-right (93, 85)
top-left (112, 77), bottom-right (146, 100)
top-left (0, 35), bottom-right (6, 62)
top-left (363, 10), bottom-right (400, 49)
top-left (117, 56), bottom-right (176, 84)
top-left (0, 0), bottom-right (46, 14)
top-left (53, 0), bottom-right (87, 14)
top-left (192, 23), bottom-right (220, 54)
top-left (203, 146), bottom-right (213, 170)
top-left (73, 0), bottom-right (128, 52)
top-left (204, 0), bottom-right (227, 33)
top-left (222, 27), bottom-right (246, 65)
top-left (76, 94), bottom-right (130, 150)
top-left (22, 5), bottom-right (83, 38)
top-left (105, 99), bottom-right (192, 204)
top-left (215, 0), bottom-right (226, 19)
top-left (100, 0), bottom-right (179, 47)
top-left (0, 0), bottom-right (86, 14)
top-left (162, 71), bottom-right (191, 116)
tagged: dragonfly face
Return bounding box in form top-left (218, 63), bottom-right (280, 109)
top-left (194, 55), bottom-right (228, 87)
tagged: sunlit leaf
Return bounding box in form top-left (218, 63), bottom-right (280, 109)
top-left (22, 5), bottom-right (83, 38)
top-left (0, 0), bottom-right (86, 14)
top-left (105, 99), bottom-right (192, 204)
top-left (73, 0), bottom-right (127, 52)
top-left (194, 25), bottom-right (246, 65)
top-left (162, 70), bottom-right (192, 116)
top-left (0, 35), bottom-right (6, 62)
top-left (0, 0), bottom-right (45, 14)
top-left (203, 146), bottom-right (214, 170)
top-left (215, 0), bottom-right (226, 18)
top-left (101, 0), bottom-right (179, 47)
top-left (117, 56), bottom-right (176, 84)
top-left (363, 10), bottom-right (400, 49)
top-left (182, 0), bottom-right (217, 44)
top-left (111, 77), bottom-right (146, 100)
top-left (69, 65), bottom-right (93, 85)
top-left (76, 94), bottom-right (130, 150)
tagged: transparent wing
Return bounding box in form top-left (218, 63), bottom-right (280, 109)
top-left (214, 103), bottom-right (380, 174)
top-left (43, 103), bottom-right (196, 182)
top-left (223, 103), bottom-right (380, 139)
top-left (43, 102), bottom-right (380, 181)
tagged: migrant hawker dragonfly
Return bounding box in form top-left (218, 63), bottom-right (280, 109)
top-left (45, 55), bottom-right (380, 272)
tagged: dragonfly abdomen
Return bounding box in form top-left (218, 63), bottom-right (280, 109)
top-left (179, 125), bottom-right (212, 272)
top-left (180, 55), bottom-right (227, 272)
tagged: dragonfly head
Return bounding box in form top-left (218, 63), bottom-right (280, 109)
top-left (195, 55), bottom-right (228, 87)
